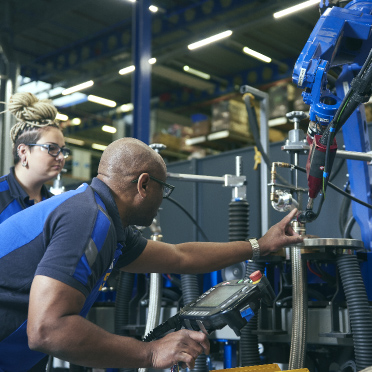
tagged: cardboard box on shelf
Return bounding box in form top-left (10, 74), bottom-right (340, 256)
top-left (211, 98), bottom-right (257, 137)
top-left (190, 113), bottom-right (211, 137)
top-left (268, 82), bottom-right (293, 119)
top-left (152, 132), bottom-right (182, 151)
top-left (192, 120), bottom-right (211, 137)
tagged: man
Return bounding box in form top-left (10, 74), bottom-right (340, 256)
top-left (0, 137), bottom-right (303, 371)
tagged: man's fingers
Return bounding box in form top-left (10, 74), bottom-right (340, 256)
top-left (277, 208), bottom-right (298, 230)
top-left (188, 330), bottom-right (210, 355)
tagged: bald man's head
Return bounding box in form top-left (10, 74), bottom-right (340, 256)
top-left (98, 137), bottom-right (166, 190)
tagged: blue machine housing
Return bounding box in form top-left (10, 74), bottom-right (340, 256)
top-left (293, 1), bottom-right (372, 300)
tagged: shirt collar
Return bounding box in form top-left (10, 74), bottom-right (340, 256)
top-left (90, 177), bottom-right (126, 242)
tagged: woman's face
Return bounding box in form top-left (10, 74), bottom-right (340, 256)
top-left (26, 127), bottom-right (67, 183)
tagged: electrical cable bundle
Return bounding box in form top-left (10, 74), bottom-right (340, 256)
top-left (321, 48), bottom-right (372, 198)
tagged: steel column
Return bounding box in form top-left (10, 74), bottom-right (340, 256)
top-left (132, 0), bottom-right (151, 143)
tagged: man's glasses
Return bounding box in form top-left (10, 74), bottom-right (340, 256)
top-left (132, 175), bottom-right (175, 198)
top-left (27, 143), bottom-right (71, 159)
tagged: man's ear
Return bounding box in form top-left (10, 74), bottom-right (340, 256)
top-left (137, 173), bottom-right (150, 198)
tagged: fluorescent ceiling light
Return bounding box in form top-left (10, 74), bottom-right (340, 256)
top-left (102, 125), bottom-right (117, 134)
top-left (62, 80), bottom-right (94, 95)
top-left (56, 112), bottom-right (68, 121)
top-left (65, 137), bottom-right (85, 146)
top-left (18, 80), bottom-right (52, 94)
top-left (183, 66), bottom-right (210, 80)
top-left (188, 30), bottom-right (232, 50)
top-left (92, 143), bottom-right (108, 151)
top-left (273, 0), bottom-right (320, 18)
top-left (119, 59), bottom-right (155, 75)
top-left (53, 93), bottom-right (87, 108)
top-left (120, 103), bottom-right (134, 112)
top-left (49, 87), bottom-right (65, 97)
top-left (87, 95), bottom-right (116, 107)
top-left (149, 5), bottom-right (158, 12)
top-left (119, 65), bottom-right (135, 75)
top-left (71, 118), bottom-right (81, 125)
top-left (242, 47), bottom-right (272, 63)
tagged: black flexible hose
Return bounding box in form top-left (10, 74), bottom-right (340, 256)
top-left (339, 186), bottom-right (351, 235)
top-left (337, 254), bottom-right (372, 371)
top-left (181, 275), bottom-right (207, 371)
top-left (115, 271), bottom-right (136, 372)
top-left (343, 215), bottom-right (356, 239)
top-left (240, 261), bottom-right (266, 366)
top-left (166, 197), bottom-right (210, 242)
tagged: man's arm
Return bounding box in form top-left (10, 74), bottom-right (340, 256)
top-left (27, 275), bottom-right (209, 369)
top-left (124, 209), bottom-right (303, 274)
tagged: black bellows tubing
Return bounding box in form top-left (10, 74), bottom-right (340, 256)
top-left (228, 199), bottom-right (262, 366)
top-left (229, 200), bottom-right (249, 241)
top-left (114, 271), bottom-right (136, 372)
top-left (337, 254), bottom-right (372, 371)
top-left (240, 261), bottom-right (266, 367)
top-left (181, 274), bottom-right (207, 372)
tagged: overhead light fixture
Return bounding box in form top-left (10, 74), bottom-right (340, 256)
top-left (188, 30), bottom-right (232, 50)
top-left (62, 80), bottom-right (94, 95)
top-left (119, 59), bottom-right (155, 75)
top-left (71, 118), bottom-right (81, 125)
top-left (87, 95), bottom-right (116, 107)
top-left (53, 93), bottom-right (87, 108)
top-left (120, 103), bottom-right (134, 112)
top-left (65, 137), bottom-right (85, 146)
top-left (92, 143), bottom-right (108, 151)
top-left (149, 5), bottom-right (158, 12)
top-left (273, 0), bottom-right (320, 18)
top-left (242, 47), bottom-right (272, 63)
top-left (56, 112), bottom-right (69, 121)
top-left (102, 125), bottom-right (117, 133)
top-left (119, 65), bottom-right (135, 75)
top-left (183, 66), bottom-right (210, 80)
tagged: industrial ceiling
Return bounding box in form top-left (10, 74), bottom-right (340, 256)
top-left (1, 0), bottom-right (322, 148)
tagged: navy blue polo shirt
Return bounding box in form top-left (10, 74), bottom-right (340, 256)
top-left (0, 167), bottom-right (52, 224)
top-left (0, 177), bottom-right (147, 372)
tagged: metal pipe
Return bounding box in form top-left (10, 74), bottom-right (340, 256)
top-left (139, 229), bottom-right (163, 372)
top-left (336, 149), bottom-right (372, 162)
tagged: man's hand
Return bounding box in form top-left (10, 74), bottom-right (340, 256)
top-left (258, 208), bottom-right (303, 256)
top-left (147, 329), bottom-right (210, 369)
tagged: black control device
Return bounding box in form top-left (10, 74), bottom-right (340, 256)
top-left (178, 271), bottom-right (275, 336)
top-left (143, 270), bottom-right (275, 341)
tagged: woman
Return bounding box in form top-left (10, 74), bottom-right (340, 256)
top-left (0, 92), bottom-right (70, 223)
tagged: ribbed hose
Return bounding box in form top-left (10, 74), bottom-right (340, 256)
top-left (229, 201), bottom-right (249, 241)
top-left (240, 261), bottom-right (266, 366)
top-left (337, 254), bottom-right (372, 371)
top-left (115, 271), bottom-right (136, 372)
top-left (181, 274), bottom-right (207, 372)
top-left (288, 246), bottom-right (307, 370)
top-left (228, 199), bottom-right (262, 367)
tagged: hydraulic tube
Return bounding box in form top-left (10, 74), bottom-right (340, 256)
top-left (337, 254), bottom-right (372, 371)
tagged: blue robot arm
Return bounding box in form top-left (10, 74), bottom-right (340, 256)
top-left (292, 0), bottom-right (372, 249)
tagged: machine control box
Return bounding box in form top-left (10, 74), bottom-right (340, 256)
top-left (178, 271), bottom-right (275, 336)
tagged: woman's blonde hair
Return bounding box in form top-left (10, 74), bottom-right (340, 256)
top-left (8, 92), bottom-right (61, 164)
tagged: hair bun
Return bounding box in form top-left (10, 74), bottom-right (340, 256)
top-left (9, 92), bottom-right (57, 122)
